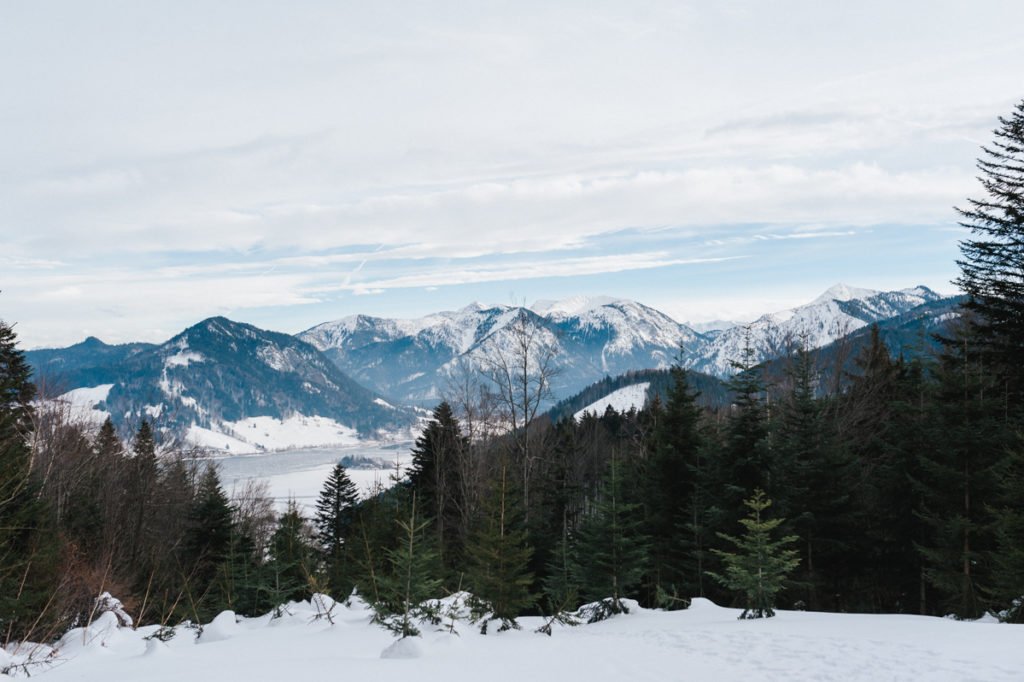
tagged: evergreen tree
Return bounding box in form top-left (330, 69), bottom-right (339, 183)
top-left (406, 402), bottom-right (468, 572)
top-left (266, 501), bottom-right (315, 609)
top-left (915, 326), bottom-right (1009, 619)
top-left (183, 465), bottom-right (234, 619)
top-left (373, 494), bottom-right (443, 637)
top-left (709, 489), bottom-right (800, 619)
top-left (466, 465), bottom-right (535, 633)
top-left (775, 343), bottom-right (851, 610)
top-left (0, 320), bottom-right (61, 640)
top-left (646, 365), bottom-right (707, 601)
top-left (571, 453), bottom-right (649, 620)
top-left (989, 445), bottom-right (1024, 622)
top-left (955, 98), bottom-right (1024, 397)
top-left (314, 462), bottom-right (360, 597)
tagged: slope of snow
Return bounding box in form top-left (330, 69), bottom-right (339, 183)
top-left (18, 595), bottom-right (1022, 682)
top-left (51, 384), bottom-right (113, 424)
top-left (186, 414), bottom-right (362, 454)
top-left (812, 282), bottom-right (880, 304)
top-left (575, 383), bottom-right (650, 420)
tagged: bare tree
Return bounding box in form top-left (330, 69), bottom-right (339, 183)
top-left (477, 310), bottom-right (561, 521)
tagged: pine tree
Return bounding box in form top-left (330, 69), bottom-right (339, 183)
top-left (183, 466), bottom-right (235, 619)
top-left (914, 325), bottom-right (1009, 619)
top-left (775, 343), bottom-right (851, 610)
top-left (709, 489), bottom-right (800, 619)
top-left (406, 402), bottom-right (468, 572)
top-left (466, 465), bottom-right (535, 633)
top-left (646, 364), bottom-right (707, 602)
top-left (571, 453), bottom-right (649, 621)
top-left (314, 463), bottom-right (360, 597)
top-left (955, 99), bottom-right (1024, 397)
top-left (373, 494), bottom-right (443, 638)
top-left (0, 320), bottom-right (62, 641)
top-left (989, 446), bottom-right (1024, 622)
top-left (266, 501), bottom-right (315, 610)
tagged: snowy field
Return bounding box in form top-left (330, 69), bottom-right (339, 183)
top-left (212, 441), bottom-right (413, 511)
top-left (12, 596), bottom-right (1021, 681)
top-left (574, 382), bottom-right (649, 421)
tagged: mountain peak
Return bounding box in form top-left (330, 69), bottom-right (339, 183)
top-left (530, 295), bottom-right (623, 316)
top-left (812, 283), bottom-right (880, 305)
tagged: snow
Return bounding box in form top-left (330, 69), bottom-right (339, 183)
top-left (575, 382), bottom-right (649, 420)
top-left (185, 414), bottom-right (361, 454)
top-left (51, 384), bottom-right (113, 424)
top-left (812, 282), bottom-right (881, 305)
top-left (14, 595), bottom-right (1023, 681)
top-left (164, 350), bottom-right (204, 368)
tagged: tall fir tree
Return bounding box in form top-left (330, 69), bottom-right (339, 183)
top-left (646, 364), bottom-right (707, 601)
top-left (406, 402), bottom-right (469, 574)
top-left (183, 465), bottom-right (235, 620)
top-left (955, 98), bottom-right (1024, 398)
top-left (465, 464), bottom-right (535, 632)
top-left (373, 494), bottom-right (443, 638)
top-left (266, 501), bottom-right (315, 609)
top-left (571, 452), bottom-right (649, 620)
top-left (314, 462), bottom-right (360, 597)
top-left (915, 325), bottom-right (1010, 619)
top-left (0, 321), bottom-right (62, 641)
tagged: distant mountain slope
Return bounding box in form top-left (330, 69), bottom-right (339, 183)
top-left (300, 286), bottom-right (952, 406)
top-left (685, 284), bottom-right (946, 376)
top-left (299, 298), bottom-right (705, 407)
top-left (546, 368), bottom-right (731, 423)
top-left (26, 337), bottom-right (155, 392)
top-left (28, 317), bottom-right (417, 444)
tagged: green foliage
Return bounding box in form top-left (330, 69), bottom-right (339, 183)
top-left (373, 495), bottom-right (444, 638)
top-left (709, 489), bottom-right (800, 619)
top-left (407, 401), bottom-right (469, 573)
top-left (266, 501), bottom-right (315, 611)
top-left (571, 454), bottom-right (649, 619)
top-left (466, 466), bottom-right (535, 633)
top-left (314, 463), bottom-right (360, 597)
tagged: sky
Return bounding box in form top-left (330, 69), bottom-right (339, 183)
top-left (2, 1), bottom-right (1023, 349)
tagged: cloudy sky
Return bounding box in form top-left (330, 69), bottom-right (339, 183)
top-left (3, 1), bottom-right (1023, 348)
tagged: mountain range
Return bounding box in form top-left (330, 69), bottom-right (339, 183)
top-left (25, 283), bottom-right (961, 451)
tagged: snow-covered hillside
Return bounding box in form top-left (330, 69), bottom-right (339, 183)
top-left (574, 382), bottom-right (649, 420)
top-left (686, 283), bottom-right (945, 376)
top-left (300, 298), bottom-right (701, 406)
top-left (16, 595), bottom-right (1021, 681)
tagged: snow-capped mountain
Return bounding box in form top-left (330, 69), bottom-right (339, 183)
top-left (27, 317), bottom-right (417, 450)
top-left (299, 298), bottom-right (704, 406)
top-left (686, 284), bottom-right (946, 376)
top-left (301, 285), bottom-right (953, 406)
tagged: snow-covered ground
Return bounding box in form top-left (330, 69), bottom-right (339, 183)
top-left (574, 382), bottom-right (649, 421)
top-left (12, 596), bottom-right (1021, 681)
top-left (190, 414), bottom-right (362, 454)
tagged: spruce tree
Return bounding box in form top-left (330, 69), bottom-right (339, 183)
top-left (914, 325), bottom-right (1009, 619)
top-left (709, 489), bottom-right (800, 619)
top-left (373, 494), bottom-right (443, 637)
top-left (183, 465), bottom-right (235, 619)
top-left (266, 501), bottom-right (315, 609)
top-left (406, 401), bottom-right (468, 572)
top-left (0, 320), bottom-right (61, 640)
top-left (646, 364), bottom-right (707, 602)
top-left (466, 465), bottom-right (535, 633)
top-left (571, 453), bottom-right (649, 620)
top-left (955, 99), bottom-right (1024, 397)
top-left (314, 462), bottom-right (360, 597)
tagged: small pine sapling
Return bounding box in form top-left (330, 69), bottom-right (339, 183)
top-left (708, 489), bottom-right (800, 619)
